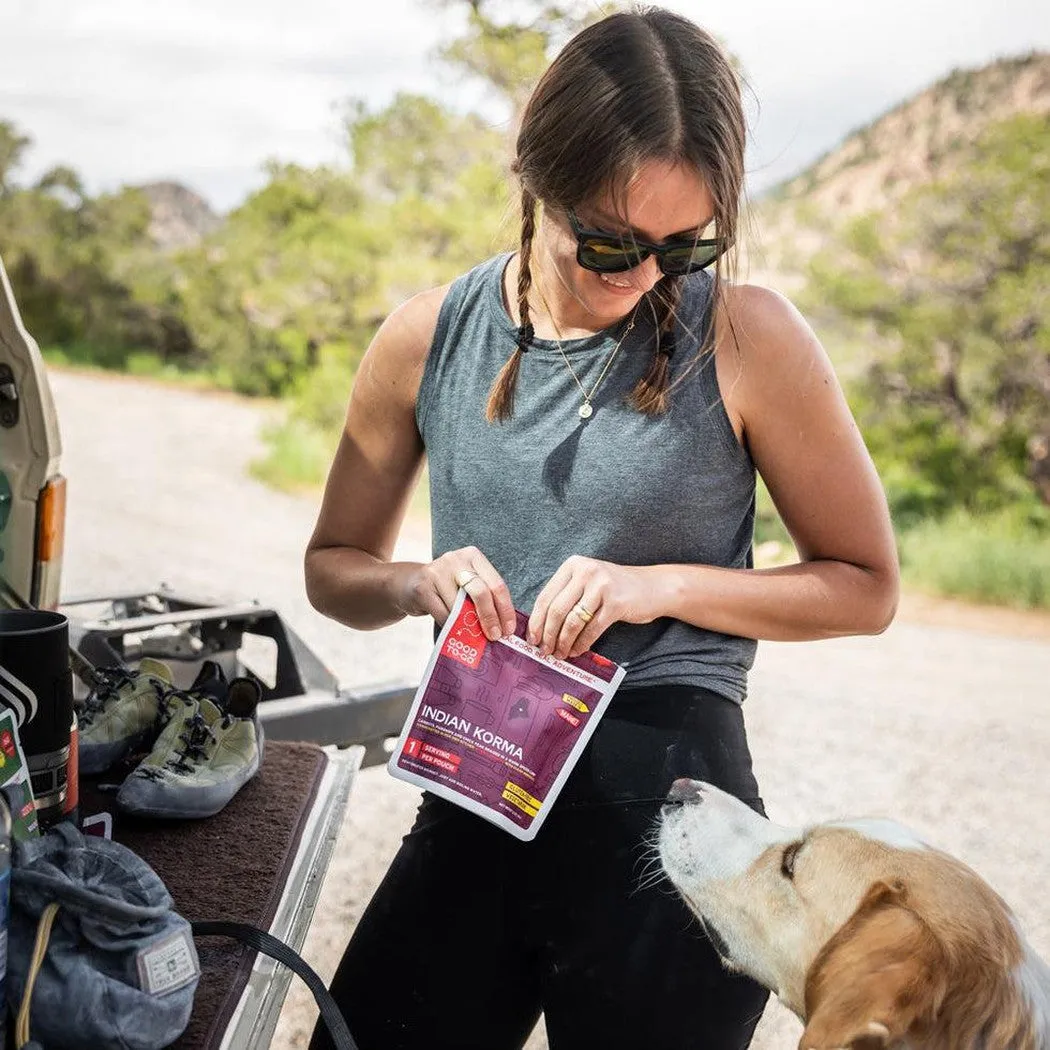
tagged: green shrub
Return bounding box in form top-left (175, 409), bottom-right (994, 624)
top-left (250, 416), bottom-right (338, 492)
top-left (250, 341), bottom-right (358, 490)
top-left (898, 508), bottom-right (1050, 609)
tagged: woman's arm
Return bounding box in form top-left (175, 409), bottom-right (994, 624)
top-left (528, 284), bottom-right (900, 658)
top-left (304, 287), bottom-right (439, 631)
top-left (648, 283), bottom-right (899, 640)
top-left (305, 285), bottom-right (518, 637)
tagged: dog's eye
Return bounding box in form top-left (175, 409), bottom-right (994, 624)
top-left (781, 841), bottom-right (802, 880)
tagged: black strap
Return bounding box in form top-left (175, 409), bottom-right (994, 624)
top-left (192, 920), bottom-right (358, 1050)
top-left (516, 321), bottom-right (534, 352)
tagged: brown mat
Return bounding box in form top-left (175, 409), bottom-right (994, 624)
top-left (78, 740), bottom-right (329, 1050)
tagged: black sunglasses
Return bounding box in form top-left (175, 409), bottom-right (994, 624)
top-left (567, 208), bottom-right (724, 277)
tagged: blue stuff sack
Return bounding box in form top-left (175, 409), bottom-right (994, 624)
top-left (5, 822), bottom-right (199, 1050)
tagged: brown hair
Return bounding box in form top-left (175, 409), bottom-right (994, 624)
top-left (486, 6), bottom-right (746, 423)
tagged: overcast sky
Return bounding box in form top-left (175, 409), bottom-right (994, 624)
top-left (2, 0), bottom-right (1048, 212)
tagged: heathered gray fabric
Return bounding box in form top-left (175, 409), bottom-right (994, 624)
top-left (8, 822), bottom-right (198, 1050)
top-left (417, 253), bottom-right (757, 703)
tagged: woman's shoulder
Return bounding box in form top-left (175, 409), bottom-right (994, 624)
top-left (371, 283), bottom-right (452, 379)
top-left (365, 253), bottom-right (508, 390)
top-left (714, 280), bottom-right (839, 421)
top-left (718, 279), bottom-right (799, 322)
top-left (373, 254), bottom-right (508, 371)
top-left (715, 281), bottom-right (822, 367)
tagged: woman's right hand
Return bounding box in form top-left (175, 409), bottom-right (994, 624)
top-left (394, 546), bottom-right (517, 640)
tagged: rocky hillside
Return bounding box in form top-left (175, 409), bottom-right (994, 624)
top-left (138, 180), bottom-right (219, 252)
top-left (746, 51), bottom-right (1050, 291)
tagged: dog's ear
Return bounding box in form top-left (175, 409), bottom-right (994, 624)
top-left (798, 880), bottom-right (946, 1050)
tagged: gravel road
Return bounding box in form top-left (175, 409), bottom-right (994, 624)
top-left (51, 369), bottom-right (1050, 1050)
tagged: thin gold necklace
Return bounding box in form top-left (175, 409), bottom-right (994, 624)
top-left (534, 282), bottom-right (638, 420)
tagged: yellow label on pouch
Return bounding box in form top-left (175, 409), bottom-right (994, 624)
top-left (503, 781), bottom-right (542, 809)
top-left (561, 693), bottom-right (589, 713)
top-left (502, 789), bottom-right (539, 817)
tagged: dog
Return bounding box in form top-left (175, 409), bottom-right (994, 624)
top-left (658, 779), bottom-right (1050, 1050)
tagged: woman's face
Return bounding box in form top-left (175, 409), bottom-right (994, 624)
top-left (543, 158), bottom-right (716, 324)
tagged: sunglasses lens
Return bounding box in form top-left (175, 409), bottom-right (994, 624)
top-left (660, 242), bottom-right (721, 275)
top-left (579, 238), bottom-right (643, 273)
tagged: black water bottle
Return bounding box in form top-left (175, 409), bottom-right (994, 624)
top-left (0, 610), bottom-right (74, 829)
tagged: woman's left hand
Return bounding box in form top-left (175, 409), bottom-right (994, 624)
top-left (527, 556), bottom-right (660, 660)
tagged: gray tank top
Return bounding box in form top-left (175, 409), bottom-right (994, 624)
top-left (416, 254), bottom-right (757, 703)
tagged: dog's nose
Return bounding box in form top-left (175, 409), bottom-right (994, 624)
top-left (667, 778), bottom-right (703, 804)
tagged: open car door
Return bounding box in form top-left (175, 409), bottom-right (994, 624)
top-left (0, 253), bottom-right (66, 609)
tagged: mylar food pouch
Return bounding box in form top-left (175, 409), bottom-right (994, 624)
top-left (388, 590), bottom-right (625, 840)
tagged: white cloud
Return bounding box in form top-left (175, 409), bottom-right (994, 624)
top-left (1, 0), bottom-right (1047, 209)
top-left (1, 0), bottom-right (466, 207)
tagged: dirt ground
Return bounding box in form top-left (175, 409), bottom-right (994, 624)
top-left (51, 370), bottom-right (1050, 1050)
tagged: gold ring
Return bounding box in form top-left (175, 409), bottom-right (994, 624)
top-left (573, 603), bottom-right (594, 623)
top-left (454, 569), bottom-right (479, 589)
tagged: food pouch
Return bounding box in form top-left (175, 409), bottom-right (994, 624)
top-left (388, 590), bottom-right (625, 840)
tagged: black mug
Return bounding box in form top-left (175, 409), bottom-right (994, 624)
top-left (0, 609), bottom-right (74, 829)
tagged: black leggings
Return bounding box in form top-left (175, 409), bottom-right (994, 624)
top-left (311, 685), bottom-right (769, 1050)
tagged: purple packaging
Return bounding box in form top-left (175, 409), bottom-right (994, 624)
top-left (388, 590), bottom-right (626, 840)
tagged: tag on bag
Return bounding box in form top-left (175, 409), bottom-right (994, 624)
top-left (389, 591), bottom-right (625, 840)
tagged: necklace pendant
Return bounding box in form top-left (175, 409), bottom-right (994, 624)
top-left (578, 401), bottom-right (593, 419)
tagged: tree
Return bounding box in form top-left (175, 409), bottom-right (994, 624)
top-left (0, 124), bottom-right (189, 362)
top-left (0, 121), bottom-right (31, 195)
top-left (0, 0), bottom-right (631, 413)
top-left (345, 93), bottom-right (504, 201)
top-left (428, 0), bottom-right (622, 112)
top-left (807, 114), bottom-right (1050, 520)
top-left (35, 165), bottom-right (84, 206)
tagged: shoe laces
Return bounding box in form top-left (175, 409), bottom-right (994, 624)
top-left (80, 666), bottom-right (163, 727)
top-left (155, 685), bottom-right (192, 722)
top-left (171, 711), bottom-right (218, 774)
top-left (140, 706), bottom-right (217, 780)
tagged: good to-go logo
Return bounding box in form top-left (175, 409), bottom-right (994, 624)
top-left (0, 664), bottom-right (38, 726)
top-left (443, 600), bottom-right (487, 669)
top-left (444, 636), bottom-right (482, 669)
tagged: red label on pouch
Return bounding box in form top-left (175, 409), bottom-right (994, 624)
top-left (441, 602), bottom-right (487, 669)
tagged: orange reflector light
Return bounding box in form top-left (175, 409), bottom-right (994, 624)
top-left (36, 475), bottom-right (66, 562)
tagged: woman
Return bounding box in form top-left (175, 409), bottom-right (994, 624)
top-left (305, 8), bottom-right (899, 1050)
